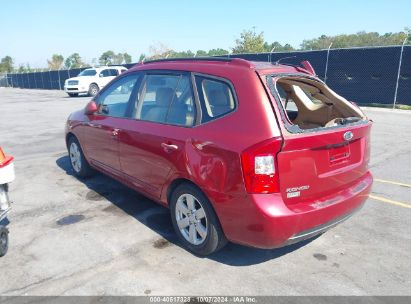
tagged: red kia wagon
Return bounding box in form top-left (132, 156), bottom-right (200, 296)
top-left (65, 58), bottom-right (373, 255)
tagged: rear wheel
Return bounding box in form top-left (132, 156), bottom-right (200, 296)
top-left (0, 226), bottom-right (8, 257)
top-left (88, 83), bottom-right (99, 97)
top-left (68, 93), bottom-right (78, 97)
top-left (68, 136), bottom-right (93, 178)
top-left (170, 183), bottom-right (227, 256)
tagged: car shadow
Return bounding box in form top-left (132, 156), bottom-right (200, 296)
top-left (56, 155), bottom-right (317, 266)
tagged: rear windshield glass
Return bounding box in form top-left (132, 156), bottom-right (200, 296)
top-left (267, 75), bottom-right (364, 133)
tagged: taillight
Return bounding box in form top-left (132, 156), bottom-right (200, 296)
top-left (241, 137), bottom-right (282, 194)
top-left (0, 148), bottom-right (5, 164)
top-left (0, 148), bottom-right (13, 168)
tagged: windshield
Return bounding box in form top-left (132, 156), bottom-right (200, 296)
top-left (78, 69), bottom-right (97, 76)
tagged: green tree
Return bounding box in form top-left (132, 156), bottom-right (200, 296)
top-left (195, 50), bottom-right (208, 57)
top-left (64, 53), bottom-right (84, 68)
top-left (282, 44), bottom-right (294, 51)
top-left (169, 50), bottom-right (195, 58)
top-left (47, 54), bottom-right (64, 70)
top-left (232, 28), bottom-right (266, 54)
top-left (208, 48), bottom-right (229, 56)
top-left (16, 63), bottom-right (33, 73)
top-left (301, 34), bottom-right (333, 50)
top-left (264, 41), bottom-right (295, 52)
top-left (123, 52), bottom-right (132, 64)
top-left (112, 53), bottom-right (124, 65)
top-left (405, 27), bottom-right (411, 44)
top-left (147, 43), bottom-right (172, 60)
top-left (0, 56), bottom-right (14, 73)
top-left (99, 50), bottom-right (115, 65)
top-left (17, 65), bottom-right (26, 73)
top-left (138, 54), bottom-right (146, 62)
top-left (300, 29), bottom-right (411, 50)
top-left (100, 51), bottom-right (132, 65)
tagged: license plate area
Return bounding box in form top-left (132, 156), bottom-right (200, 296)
top-left (329, 144), bottom-right (350, 165)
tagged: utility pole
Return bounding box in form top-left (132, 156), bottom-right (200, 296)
top-left (269, 47), bottom-right (276, 63)
top-left (324, 42), bottom-right (333, 83)
top-left (393, 37), bottom-right (408, 109)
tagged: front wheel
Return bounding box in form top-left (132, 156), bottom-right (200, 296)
top-left (68, 136), bottom-right (93, 178)
top-left (88, 83), bottom-right (99, 97)
top-left (0, 226), bottom-right (8, 257)
top-left (170, 184), bottom-right (227, 256)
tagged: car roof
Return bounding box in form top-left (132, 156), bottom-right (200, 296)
top-left (127, 57), bottom-right (314, 76)
top-left (86, 66), bottom-right (127, 70)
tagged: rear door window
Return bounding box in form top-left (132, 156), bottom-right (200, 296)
top-left (99, 69), bottom-right (109, 77)
top-left (194, 76), bottom-right (236, 123)
top-left (100, 69), bottom-right (118, 77)
top-left (135, 73), bottom-right (196, 127)
top-left (109, 69), bottom-right (119, 76)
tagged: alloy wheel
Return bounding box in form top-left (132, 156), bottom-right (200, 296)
top-left (69, 142), bottom-right (82, 173)
top-left (175, 193), bottom-right (208, 245)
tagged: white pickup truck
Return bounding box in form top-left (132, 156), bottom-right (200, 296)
top-left (64, 66), bottom-right (127, 97)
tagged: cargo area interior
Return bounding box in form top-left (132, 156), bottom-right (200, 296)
top-left (275, 77), bottom-right (366, 130)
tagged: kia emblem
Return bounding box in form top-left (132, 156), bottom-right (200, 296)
top-left (343, 131), bottom-right (353, 141)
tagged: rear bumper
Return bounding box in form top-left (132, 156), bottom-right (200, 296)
top-left (216, 172), bottom-right (372, 249)
top-left (283, 204), bottom-right (362, 246)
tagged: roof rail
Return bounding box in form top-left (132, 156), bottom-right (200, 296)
top-left (143, 57), bottom-right (252, 67)
top-left (144, 57), bottom-right (231, 64)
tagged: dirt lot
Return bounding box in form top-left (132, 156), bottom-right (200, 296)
top-left (0, 88), bottom-right (410, 296)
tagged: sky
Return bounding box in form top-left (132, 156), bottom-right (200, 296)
top-left (1, 0), bottom-right (410, 68)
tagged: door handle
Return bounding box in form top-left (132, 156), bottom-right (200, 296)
top-left (111, 128), bottom-right (120, 138)
top-left (161, 143), bottom-right (178, 152)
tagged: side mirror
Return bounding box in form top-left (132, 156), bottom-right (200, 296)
top-left (85, 101), bottom-right (98, 115)
top-left (99, 73), bottom-right (104, 77)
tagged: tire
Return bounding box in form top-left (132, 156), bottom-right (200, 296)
top-left (170, 183), bottom-right (227, 256)
top-left (68, 136), bottom-right (93, 178)
top-left (0, 226), bottom-right (8, 257)
top-left (88, 83), bottom-right (99, 97)
top-left (68, 93), bottom-right (78, 97)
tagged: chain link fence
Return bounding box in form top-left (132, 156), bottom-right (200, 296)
top-left (227, 46), bottom-right (411, 106)
top-left (1, 64), bottom-right (134, 91)
top-left (2, 46), bottom-right (410, 106)
top-left (0, 73), bottom-right (12, 87)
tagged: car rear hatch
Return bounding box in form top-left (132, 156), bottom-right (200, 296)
top-left (277, 123), bottom-right (371, 206)
top-left (262, 73), bottom-right (372, 207)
